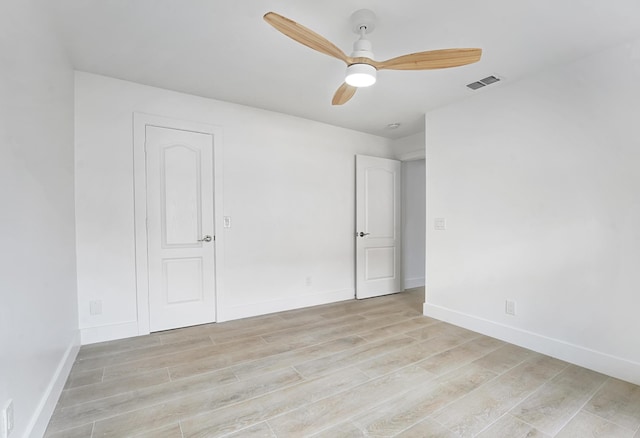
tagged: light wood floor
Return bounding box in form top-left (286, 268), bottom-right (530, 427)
top-left (46, 289), bottom-right (640, 437)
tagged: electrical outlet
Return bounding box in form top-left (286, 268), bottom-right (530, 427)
top-left (90, 300), bottom-right (102, 315)
top-left (305, 276), bottom-right (312, 287)
top-left (1, 399), bottom-right (14, 438)
top-left (434, 218), bottom-right (446, 230)
top-left (505, 300), bottom-right (516, 316)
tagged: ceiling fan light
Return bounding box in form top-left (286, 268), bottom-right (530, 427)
top-left (345, 63), bottom-right (377, 87)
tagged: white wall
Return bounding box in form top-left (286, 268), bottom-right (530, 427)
top-left (424, 37), bottom-right (640, 384)
top-left (402, 160), bottom-right (426, 289)
top-left (393, 132), bottom-right (425, 161)
top-left (0, 1), bottom-right (79, 436)
top-left (75, 72), bottom-right (395, 343)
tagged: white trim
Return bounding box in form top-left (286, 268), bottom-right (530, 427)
top-left (133, 114), bottom-right (150, 334)
top-left (133, 113), bottom-right (224, 336)
top-left (403, 277), bottom-right (425, 289)
top-left (27, 331), bottom-right (80, 437)
top-left (423, 302), bottom-right (640, 386)
top-left (80, 321), bottom-right (140, 345)
top-left (397, 149), bottom-right (425, 162)
top-left (217, 288), bottom-right (354, 322)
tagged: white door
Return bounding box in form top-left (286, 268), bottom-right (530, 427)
top-left (356, 155), bottom-right (402, 299)
top-left (146, 125), bottom-right (216, 332)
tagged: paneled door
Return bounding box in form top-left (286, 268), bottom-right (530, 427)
top-left (355, 155), bottom-right (402, 299)
top-left (146, 125), bottom-right (216, 332)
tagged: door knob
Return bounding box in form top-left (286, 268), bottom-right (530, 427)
top-left (358, 232), bottom-right (371, 237)
top-left (198, 235), bottom-right (213, 242)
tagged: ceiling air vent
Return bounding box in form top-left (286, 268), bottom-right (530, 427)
top-left (466, 75), bottom-right (501, 90)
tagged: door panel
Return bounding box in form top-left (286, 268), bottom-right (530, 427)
top-left (365, 247), bottom-right (396, 281)
top-left (163, 258), bottom-right (203, 304)
top-left (356, 155), bottom-right (402, 299)
top-left (146, 125), bottom-right (216, 332)
top-left (366, 167), bottom-right (396, 238)
top-left (162, 145), bottom-right (200, 246)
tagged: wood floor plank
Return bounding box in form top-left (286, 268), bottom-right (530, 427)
top-left (77, 334), bottom-right (163, 361)
top-left (433, 354), bottom-right (569, 437)
top-left (510, 365), bottom-right (608, 435)
top-left (356, 333), bottom-right (470, 379)
top-left (261, 313), bottom-right (409, 346)
top-left (230, 334), bottom-right (368, 381)
top-left (63, 368), bottom-right (104, 390)
top-left (58, 369), bottom-right (171, 408)
top-left (267, 366), bottom-right (433, 436)
top-left (91, 368), bottom-right (303, 437)
top-left (475, 413), bottom-right (550, 438)
top-left (257, 315), bottom-right (367, 346)
top-left (405, 321), bottom-right (481, 341)
top-left (74, 336), bottom-right (214, 373)
top-left (102, 336), bottom-right (266, 381)
top-left (44, 422), bottom-right (94, 438)
top-left (314, 295), bottom-right (413, 320)
top-left (213, 312), bottom-right (364, 345)
top-left (222, 422), bottom-right (276, 437)
top-left (158, 313), bottom-right (283, 345)
top-left (180, 367), bottom-right (371, 437)
top-left (417, 336), bottom-right (504, 376)
top-left (359, 304), bottom-right (422, 319)
top-left (351, 363), bottom-right (497, 436)
top-left (584, 377), bottom-right (640, 431)
top-left (47, 367), bottom-right (238, 434)
top-left (556, 410), bottom-right (635, 438)
top-left (134, 423), bottom-right (184, 438)
top-left (472, 343), bottom-right (537, 375)
top-left (167, 339), bottom-right (295, 380)
top-left (395, 418), bottom-right (458, 437)
top-left (294, 334), bottom-right (418, 378)
top-left (358, 316), bottom-right (440, 342)
top-left (310, 422), bottom-right (366, 437)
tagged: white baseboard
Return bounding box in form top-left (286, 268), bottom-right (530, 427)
top-left (217, 288), bottom-right (355, 322)
top-left (27, 330), bottom-right (80, 437)
top-left (404, 277), bottom-right (425, 289)
top-left (424, 303), bottom-right (640, 386)
top-left (80, 321), bottom-right (140, 345)
top-left (80, 289), bottom-right (356, 343)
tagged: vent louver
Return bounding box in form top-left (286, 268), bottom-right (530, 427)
top-left (466, 75), bottom-right (501, 90)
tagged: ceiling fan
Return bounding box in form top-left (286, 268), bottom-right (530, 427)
top-left (264, 9), bottom-right (482, 105)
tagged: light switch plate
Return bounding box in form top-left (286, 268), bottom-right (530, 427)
top-left (434, 218), bottom-right (446, 230)
top-left (223, 216), bottom-right (231, 228)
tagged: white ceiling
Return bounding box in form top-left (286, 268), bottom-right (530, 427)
top-left (43, 0), bottom-right (640, 139)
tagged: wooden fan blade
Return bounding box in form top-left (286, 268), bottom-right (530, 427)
top-left (332, 83), bottom-right (357, 105)
top-left (264, 12), bottom-right (349, 63)
top-left (376, 48), bottom-right (482, 71)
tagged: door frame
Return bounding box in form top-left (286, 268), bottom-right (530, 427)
top-left (133, 113), bottom-right (224, 335)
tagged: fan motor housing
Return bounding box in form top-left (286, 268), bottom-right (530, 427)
top-left (351, 37), bottom-right (374, 59)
